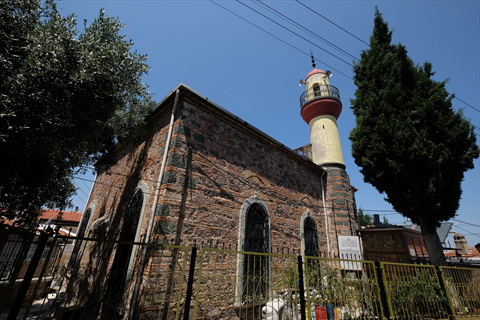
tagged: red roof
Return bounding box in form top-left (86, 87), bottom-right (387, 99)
top-left (445, 246), bottom-right (480, 258)
top-left (306, 68), bottom-right (325, 79)
top-left (39, 209), bottom-right (83, 223)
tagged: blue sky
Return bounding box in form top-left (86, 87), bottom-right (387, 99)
top-left (61, 0), bottom-right (480, 247)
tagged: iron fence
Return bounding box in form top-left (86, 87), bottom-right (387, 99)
top-left (2, 232), bottom-right (480, 320)
top-left (304, 256), bottom-right (384, 320)
top-left (193, 247), bottom-right (300, 320)
top-left (380, 262), bottom-right (450, 320)
top-left (439, 266), bottom-right (480, 318)
top-left (0, 231), bottom-right (35, 281)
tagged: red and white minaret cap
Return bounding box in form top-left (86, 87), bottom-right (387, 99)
top-left (306, 68), bottom-right (326, 80)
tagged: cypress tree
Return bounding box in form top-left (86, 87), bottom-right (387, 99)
top-left (350, 8), bottom-right (479, 265)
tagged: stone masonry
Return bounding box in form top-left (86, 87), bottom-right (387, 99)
top-left (82, 84), bottom-right (359, 255)
top-left (76, 83), bottom-right (359, 318)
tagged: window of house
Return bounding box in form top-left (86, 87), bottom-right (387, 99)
top-left (408, 246), bottom-right (416, 257)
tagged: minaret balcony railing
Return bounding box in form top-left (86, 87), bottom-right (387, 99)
top-left (299, 84), bottom-right (341, 108)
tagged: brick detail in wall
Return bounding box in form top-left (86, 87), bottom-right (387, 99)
top-left (324, 166), bottom-right (358, 252)
top-left (85, 96), bottom-right (357, 257)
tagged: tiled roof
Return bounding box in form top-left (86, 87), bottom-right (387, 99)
top-left (445, 246), bottom-right (480, 258)
top-left (39, 209), bottom-right (83, 223)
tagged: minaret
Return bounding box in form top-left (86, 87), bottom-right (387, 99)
top-left (300, 56), bottom-right (344, 168)
top-left (300, 55), bottom-right (358, 246)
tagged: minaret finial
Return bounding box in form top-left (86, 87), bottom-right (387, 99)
top-left (310, 51), bottom-right (316, 69)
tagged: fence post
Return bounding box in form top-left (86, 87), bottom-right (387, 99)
top-left (374, 261), bottom-right (391, 320)
top-left (22, 234), bottom-right (59, 319)
top-left (435, 266), bottom-right (455, 320)
top-left (297, 255), bottom-right (306, 320)
top-left (7, 230), bottom-right (52, 320)
top-left (183, 246), bottom-right (197, 320)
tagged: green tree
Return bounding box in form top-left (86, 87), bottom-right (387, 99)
top-left (382, 215), bottom-right (389, 225)
top-left (357, 208), bottom-right (372, 227)
top-left (349, 8), bottom-right (479, 265)
top-left (0, 0), bottom-right (155, 229)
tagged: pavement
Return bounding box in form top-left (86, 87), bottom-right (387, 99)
top-left (0, 298), bottom-right (54, 320)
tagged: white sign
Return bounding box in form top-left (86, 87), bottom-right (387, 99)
top-left (338, 236), bottom-right (363, 270)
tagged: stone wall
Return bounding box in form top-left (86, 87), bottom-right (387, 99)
top-left (84, 90), bottom-right (333, 255)
top-left (323, 166), bottom-right (358, 252)
top-left (157, 97), bottom-right (327, 252)
top-left (76, 86), bottom-right (359, 318)
top-left (361, 230), bottom-right (410, 263)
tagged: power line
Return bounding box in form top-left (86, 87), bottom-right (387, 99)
top-left (295, 0), bottom-right (370, 46)
top-left (454, 96), bottom-right (480, 114)
top-left (453, 225), bottom-right (480, 237)
top-left (80, 177), bottom-right (92, 192)
top-left (212, 1), bottom-right (480, 135)
top-left (209, 0), bottom-right (351, 78)
top-left (73, 181), bottom-right (88, 205)
top-left (451, 218), bottom-right (480, 228)
top-left (255, 0), bottom-right (358, 61)
top-left (234, 0), bottom-right (354, 67)
top-left (295, 0), bottom-right (480, 115)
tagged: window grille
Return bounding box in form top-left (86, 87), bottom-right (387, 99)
top-left (304, 216), bottom-right (319, 257)
top-left (242, 202), bottom-right (269, 303)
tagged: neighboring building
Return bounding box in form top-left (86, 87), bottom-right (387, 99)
top-left (358, 214), bottom-right (429, 263)
top-left (0, 209), bottom-right (82, 306)
top-left (38, 208), bottom-right (83, 236)
top-left (0, 208), bottom-right (82, 236)
top-left (445, 233), bottom-right (480, 266)
top-left (402, 222), bottom-right (453, 249)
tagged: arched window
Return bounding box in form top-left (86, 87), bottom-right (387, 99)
top-left (107, 188), bottom-right (144, 303)
top-left (242, 202), bottom-right (269, 303)
top-left (304, 216), bottom-right (319, 257)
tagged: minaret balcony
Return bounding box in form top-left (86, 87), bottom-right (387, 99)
top-left (299, 84), bottom-right (341, 109)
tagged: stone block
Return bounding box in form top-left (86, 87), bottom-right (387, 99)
top-left (155, 204), bottom-right (170, 217)
top-left (179, 175), bottom-right (197, 189)
top-left (192, 120), bottom-right (202, 128)
top-left (169, 136), bottom-right (184, 150)
top-left (167, 152), bottom-right (185, 168)
top-left (162, 171), bottom-right (177, 184)
top-left (174, 123), bottom-right (191, 138)
top-left (154, 221), bottom-right (176, 235)
top-left (330, 193), bottom-right (347, 199)
top-left (193, 132), bottom-right (205, 144)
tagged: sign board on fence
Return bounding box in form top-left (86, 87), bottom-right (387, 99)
top-left (338, 236), bottom-right (363, 270)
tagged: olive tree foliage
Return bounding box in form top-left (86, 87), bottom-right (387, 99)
top-left (349, 8), bottom-right (479, 265)
top-left (0, 0), bottom-right (155, 229)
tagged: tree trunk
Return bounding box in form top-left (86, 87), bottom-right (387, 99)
top-left (418, 216), bottom-right (447, 266)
